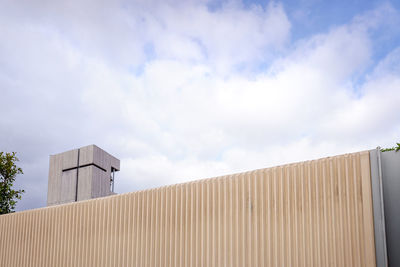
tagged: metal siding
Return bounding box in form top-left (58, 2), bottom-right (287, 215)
top-left (369, 149), bottom-right (388, 267)
top-left (0, 151), bottom-right (376, 267)
top-left (380, 150), bottom-right (400, 267)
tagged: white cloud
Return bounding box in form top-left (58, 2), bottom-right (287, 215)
top-left (0, 1), bottom-right (399, 211)
top-left (318, 47), bottom-right (400, 146)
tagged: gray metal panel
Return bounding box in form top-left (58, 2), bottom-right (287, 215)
top-left (369, 149), bottom-right (388, 267)
top-left (380, 150), bottom-right (400, 267)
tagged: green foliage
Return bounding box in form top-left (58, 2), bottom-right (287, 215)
top-left (380, 142), bottom-right (400, 152)
top-left (0, 152), bottom-right (24, 214)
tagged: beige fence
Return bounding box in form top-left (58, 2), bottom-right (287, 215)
top-left (0, 151), bottom-right (376, 267)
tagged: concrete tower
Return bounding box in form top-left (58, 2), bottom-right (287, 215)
top-left (47, 145), bottom-right (120, 206)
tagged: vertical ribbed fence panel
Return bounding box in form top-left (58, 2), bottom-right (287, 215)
top-left (0, 151), bottom-right (376, 267)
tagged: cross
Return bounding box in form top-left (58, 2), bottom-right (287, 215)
top-left (61, 149), bottom-right (107, 201)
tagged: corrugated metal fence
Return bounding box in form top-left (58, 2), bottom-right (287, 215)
top-left (0, 151), bottom-right (376, 267)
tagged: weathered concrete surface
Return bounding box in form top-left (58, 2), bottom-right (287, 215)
top-left (47, 145), bottom-right (120, 206)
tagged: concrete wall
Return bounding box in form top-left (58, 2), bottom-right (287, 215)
top-left (1, 151), bottom-right (376, 267)
top-left (47, 145), bottom-right (120, 206)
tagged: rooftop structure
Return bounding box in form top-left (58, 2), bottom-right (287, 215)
top-left (47, 145), bottom-right (120, 206)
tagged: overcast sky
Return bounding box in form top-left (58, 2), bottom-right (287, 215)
top-left (1, 0), bottom-right (399, 211)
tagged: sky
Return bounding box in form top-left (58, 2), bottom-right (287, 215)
top-left (0, 0), bottom-right (399, 212)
